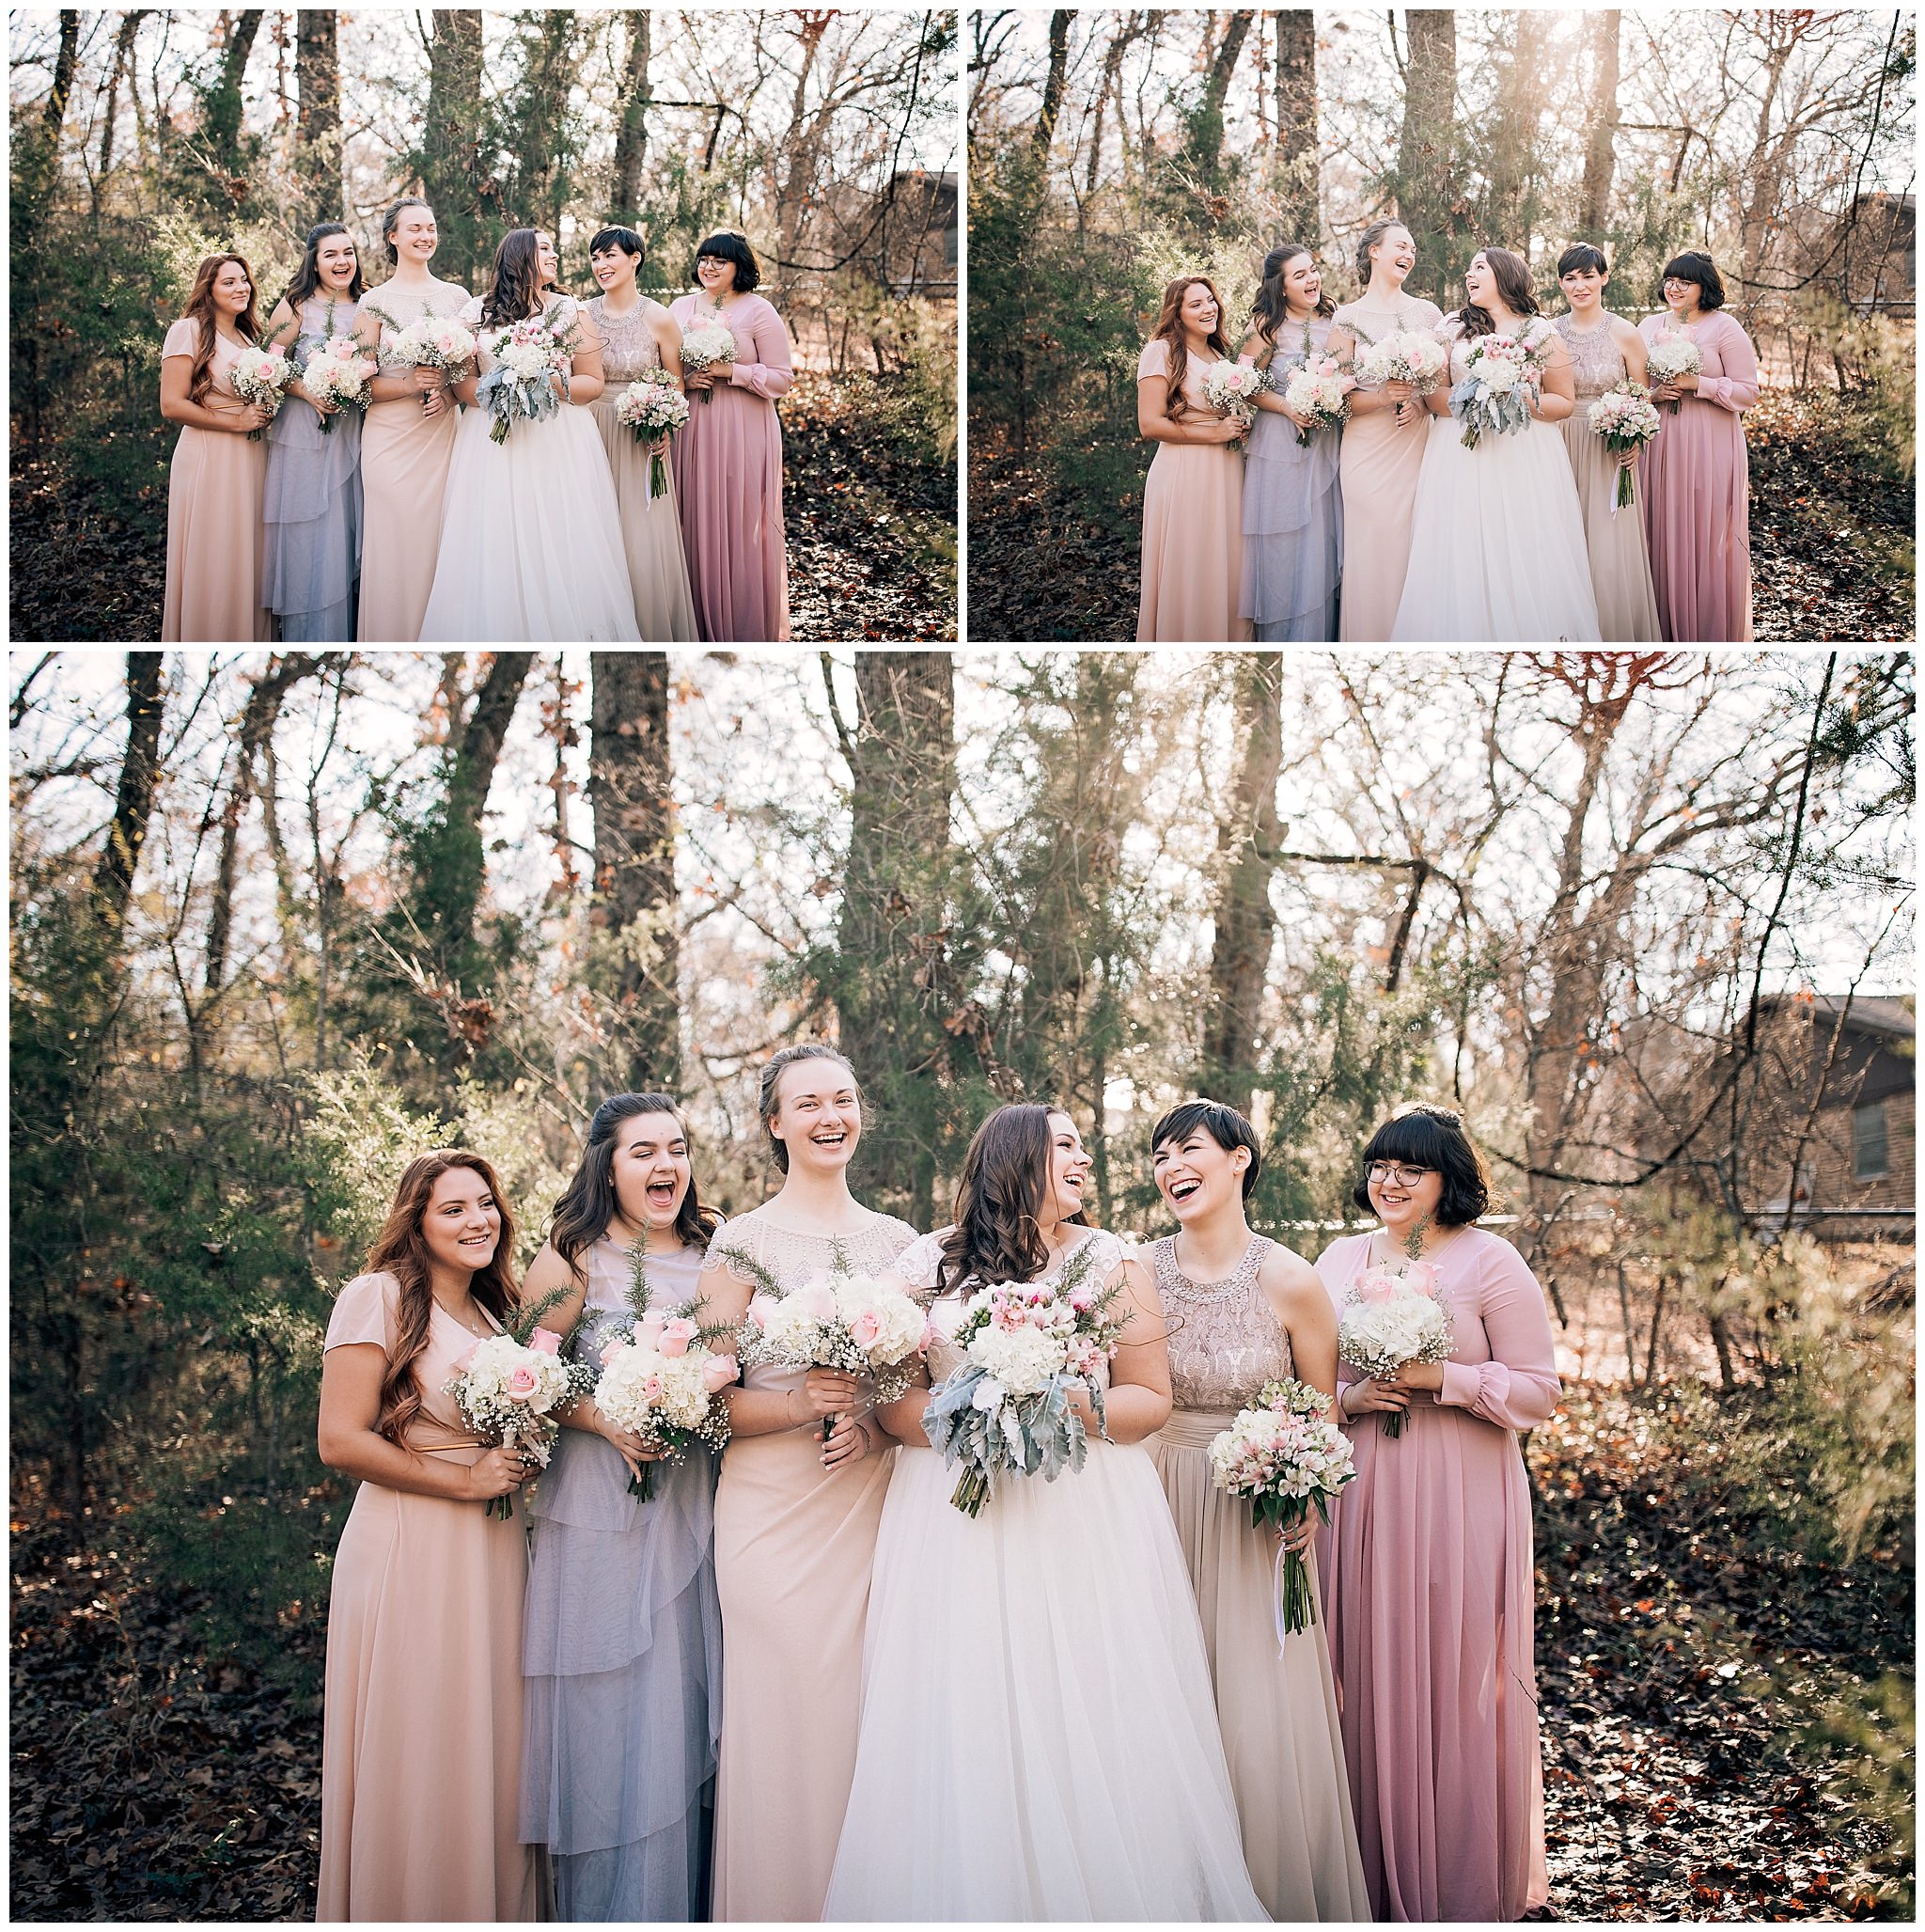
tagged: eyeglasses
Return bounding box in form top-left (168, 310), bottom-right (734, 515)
top-left (1364, 1162), bottom-right (1433, 1187)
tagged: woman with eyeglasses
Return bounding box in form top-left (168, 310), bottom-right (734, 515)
top-left (1314, 1102), bottom-right (1561, 1923)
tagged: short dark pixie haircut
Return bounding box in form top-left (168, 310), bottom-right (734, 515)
top-left (1150, 1099), bottom-right (1263, 1202)
top-left (694, 229), bottom-right (759, 291)
top-left (1557, 242), bottom-right (1609, 278)
top-left (590, 226), bottom-right (644, 260)
top-left (1660, 250), bottom-right (1726, 310)
top-left (1352, 1102), bottom-right (1492, 1227)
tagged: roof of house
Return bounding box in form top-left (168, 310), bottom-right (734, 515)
top-left (1761, 993), bottom-right (1916, 1040)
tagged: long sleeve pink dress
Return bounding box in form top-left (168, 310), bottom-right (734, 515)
top-left (1315, 1227), bottom-right (1561, 1923)
top-left (1635, 309), bottom-right (1759, 641)
top-left (667, 291), bottom-right (793, 642)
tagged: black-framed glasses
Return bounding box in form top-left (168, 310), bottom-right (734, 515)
top-left (1364, 1161), bottom-right (1433, 1187)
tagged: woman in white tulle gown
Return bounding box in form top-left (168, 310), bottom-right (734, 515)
top-left (822, 1104), bottom-right (1266, 1923)
top-left (1391, 246), bottom-right (1602, 642)
top-left (420, 228), bottom-right (640, 642)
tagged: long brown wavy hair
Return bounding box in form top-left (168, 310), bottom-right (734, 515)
top-left (934, 1104), bottom-right (1090, 1298)
top-left (1148, 275), bottom-right (1231, 423)
top-left (364, 1150), bottom-right (520, 1445)
top-left (1456, 245), bottom-right (1540, 341)
top-left (179, 253), bottom-right (260, 406)
top-left (481, 227), bottom-right (548, 327)
top-left (547, 1093), bottom-right (722, 1278)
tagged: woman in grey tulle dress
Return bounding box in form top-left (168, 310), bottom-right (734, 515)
top-left (517, 1093), bottom-right (725, 1921)
top-left (1236, 242), bottom-right (1349, 642)
top-left (259, 224), bottom-right (366, 641)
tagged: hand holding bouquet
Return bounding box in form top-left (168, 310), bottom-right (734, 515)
top-left (1643, 331), bottom-right (1702, 414)
top-left (615, 369), bottom-right (692, 498)
top-left (593, 1310), bottom-right (737, 1500)
top-left (1354, 330), bottom-right (1448, 427)
top-left (678, 321), bottom-right (737, 403)
top-left (1587, 382), bottom-right (1662, 510)
top-left (1448, 332), bottom-right (1554, 448)
top-left (1209, 1377), bottom-right (1356, 1639)
top-left (229, 345), bottom-right (293, 440)
top-left (1336, 1258), bottom-right (1455, 1439)
top-left (299, 337), bottom-right (375, 435)
top-left (388, 314), bottom-right (477, 405)
top-left (477, 310), bottom-right (577, 445)
top-left (1281, 354), bottom-right (1352, 447)
top-left (443, 1323), bottom-right (588, 1517)
top-left (1201, 360), bottom-right (1269, 430)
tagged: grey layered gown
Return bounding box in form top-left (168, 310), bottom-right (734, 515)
top-left (519, 1239), bottom-right (721, 1922)
top-left (1240, 314), bottom-right (1344, 642)
top-left (261, 295), bottom-right (363, 641)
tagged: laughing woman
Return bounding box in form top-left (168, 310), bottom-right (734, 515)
top-left (1136, 274), bottom-right (1252, 643)
top-left (518, 1094), bottom-right (725, 1921)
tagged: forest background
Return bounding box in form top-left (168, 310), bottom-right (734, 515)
top-left (8, 7), bottom-right (960, 644)
top-left (8, 646), bottom-right (1916, 1918)
top-left (967, 7), bottom-right (1917, 643)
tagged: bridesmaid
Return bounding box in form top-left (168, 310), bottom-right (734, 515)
top-left (695, 1044), bottom-right (919, 1922)
top-left (352, 198), bottom-right (470, 643)
top-left (1315, 1103), bottom-right (1560, 1922)
top-left (1638, 251), bottom-right (1760, 640)
top-left (1145, 1100), bottom-right (1371, 1921)
top-left (260, 223), bottom-right (368, 641)
top-left (519, 1094), bottom-right (724, 1921)
top-left (1135, 274), bottom-right (1251, 642)
top-left (585, 227), bottom-right (699, 641)
top-left (316, 1150), bottom-right (541, 1921)
top-left (668, 232), bottom-right (794, 642)
top-left (1552, 243), bottom-right (1662, 643)
top-left (1237, 242), bottom-right (1348, 641)
top-left (158, 253), bottom-right (273, 642)
top-left (1328, 220), bottom-right (1443, 642)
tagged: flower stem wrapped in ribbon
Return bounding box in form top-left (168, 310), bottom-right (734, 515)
top-left (1336, 1257), bottom-right (1455, 1440)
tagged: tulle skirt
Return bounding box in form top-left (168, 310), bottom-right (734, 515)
top-left (1240, 408), bottom-right (1343, 643)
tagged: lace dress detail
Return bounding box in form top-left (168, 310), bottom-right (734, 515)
top-left (707, 1207), bottom-right (920, 1298)
top-left (587, 297), bottom-right (664, 385)
top-left (1555, 312), bottom-right (1629, 399)
top-left (1153, 1235), bottom-right (1292, 1410)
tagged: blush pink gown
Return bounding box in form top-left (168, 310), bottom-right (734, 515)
top-left (1635, 309), bottom-right (1759, 641)
top-left (667, 292), bottom-right (793, 641)
top-left (1315, 1227), bottom-right (1561, 1923)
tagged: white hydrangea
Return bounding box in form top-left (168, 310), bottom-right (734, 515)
top-left (965, 1321), bottom-right (1067, 1398)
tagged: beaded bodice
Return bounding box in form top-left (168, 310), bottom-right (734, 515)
top-left (1555, 313), bottom-right (1628, 398)
top-left (587, 296), bottom-right (665, 385)
top-left (1153, 1234), bottom-right (1292, 1410)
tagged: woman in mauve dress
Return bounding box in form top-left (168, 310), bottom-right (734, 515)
top-left (1637, 250), bottom-right (1760, 641)
top-left (1316, 1103), bottom-right (1560, 1923)
top-left (158, 253), bottom-right (274, 642)
top-left (668, 231), bottom-right (793, 642)
top-left (1135, 273), bottom-right (1251, 643)
top-left (695, 1045), bottom-right (918, 1923)
top-left (316, 1151), bottom-right (541, 1922)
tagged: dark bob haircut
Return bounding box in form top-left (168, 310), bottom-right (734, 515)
top-left (1660, 250), bottom-right (1725, 310)
top-left (1150, 1099), bottom-right (1263, 1202)
top-left (1557, 242), bottom-right (1609, 278)
top-left (1352, 1102), bottom-right (1492, 1227)
top-left (694, 230), bottom-right (759, 291)
top-left (589, 226), bottom-right (645, 260)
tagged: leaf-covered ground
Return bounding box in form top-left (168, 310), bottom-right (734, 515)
top-left (967, 392), bottom-right (1916, 644)
top-left (6, 369), bottom-right (956, 646)
top-left (10, 1384), bottom-right (1911, 1920)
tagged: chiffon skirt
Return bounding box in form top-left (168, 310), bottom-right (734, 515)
top-left (419, 402), bottom-right (641, 642)
top-left (162, 415), bottom-right (270, 643)
top-left (1137, 441), bottom-right (1250, 643)
top-left (1240, 409), bottom-right (1343, 642)
top-left (1558, 412), bottom-right (1662, 643)
top-left (356, 394), bottom-right (457, 643)
top-left (822, 1437), bottom-right (1268, 1922)
top-left (521, 1430), bottom-right (720, 1922)
top-left (1150, 1409), bottom-right (1372, 1923)
top-left (668, 383), bottom-right (790, 642)
top-left (262, 401), bottom-right (362, 642)
top-left (1638, 398), bottom-right (1754, 640)
top-left (1391, 416), bottom-right (1603, 642)
top-left (587, 396), bottom-right (700, 642)
top-left (1337, 400), bottom-right (1429, 642)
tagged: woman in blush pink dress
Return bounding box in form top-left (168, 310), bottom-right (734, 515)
top-left (1637, 252), bottom-right (1760, 641)
top-left (1315, 1103), bottom-right (1560, 1923)
top-left (1135, 275), bottom-right (1251, 642)
top-left (668, 232), bottom-right (793, 641)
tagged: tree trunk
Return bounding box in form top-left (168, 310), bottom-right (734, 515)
top-left (1202, 654), bottom-right (1284, 1119)
top-left (1396, 10), bottom-right (1461, 301)
top-left (295, 8), bottom-right (342, 231)
top-left (1033, 10), bottom-right (1072, 165)
top-left (1484, 10), bottom-right (1550, 250)
top-left (609, 9), bottom-right (652, 225)
top-left (208, 9), bottom-right (264, 174)
top-left (1186, 8), bottom-right (1255, 181)
top-left (1271, 9), bottom-right (1319, 243)
top-left (91, 653), bottom-right (165, 935)
top-left (1579, 10), bottom-right (1621, 237)
top-left (588, 652), bottom-right (681, 1092)
top-left (1086, 19), bottom-right (1134, 197)
top-left (423, 11), bottom-right (485, 288)
top-left (46, 10), bottom-right (80, 131)
top-left (96, 11), bottom-right (149, 189)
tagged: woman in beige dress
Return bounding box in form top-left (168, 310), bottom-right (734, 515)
top-left (585, 227), bottom-right (699, 640)
top-left (316, 1150), bottom-right (542, 1922)
top-left (352, 198), bottom-right (470, 642)
top-left (1328, 219), bottom-right (1443, 642)
top-left (1553, 243), bottom-right (1663, 643)
top-left (1145, 1101), bottom-right (1371, 1922)
top-left (696, 1044), bottom-right (919, 1922)
top-left (1135, 274), bottom-right (1251, 642)
top-left (158, 253), bottom-right (274, 642)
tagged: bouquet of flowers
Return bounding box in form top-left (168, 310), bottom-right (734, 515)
top-left (1336, 1258), bottom-right (1455, 1440)
top-left (614, 369), bottom-right (692, 499)
top-left (1643, 331), bottom-right (1702, 414)
top-left (1201, 360), bottom-right (1269, 428)
top-left (476, 309), bottom-right (578, 445)
top-left (299, 337), bottom-right (375, 436)
top-left (920, 1247), bottom-right (1128, 1517)
top-left (739, 1267), bottom-right (931, 1405)
top-left (1587, 382), bottom-right (1663, 510)
top-left (386, 313), bottom-right (477, 390)
top-left (229, 345), bottom-right (293, 440)
top-left (442, 1309), bottom-right (590, 1518)
top-left (1353, 329), bottom-right (1449, 398)
top-left (1280, 354), bottom-right (1352, 447)
top-left (1448, 332), bottom-right (1555, 448)
top-left (1209, 1376), bottom-right (1356, 1638)
top-left (678, 321), bottom-right (737, 402)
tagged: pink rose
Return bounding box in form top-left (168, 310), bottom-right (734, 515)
top-left (701, 1353), bottom-right (740, 1392)
top-left (528, 1327), bottom-right (561, 1355)
top-left (796, 1278), bottom-right (837, 1321)
top-left (1068, 1287), bottom-right (1095, 1313)
top-left (636, 1311), bottom-right (667, 1347)
top-left (1355, 1267), bottom-right (1398, 1305)
top-left (1402, 1261), bottom-right (1441, 1298)
top-left (660, 1318), bottom-right (696, 1359)
top-left (507, 1365), bottom-right (538, 1397)
top-left (642, 1374), bottom-right (664, 1400)
top-left (745, 1293), bottom-right (777, 1329)
top-left (849, 1308), bottom-right (884, 1349)
top-left (600, 1340), bottom-right (626, 1367)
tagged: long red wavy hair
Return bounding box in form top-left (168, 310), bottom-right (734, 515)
top-left (178, 253), bottom-right (260, 406)
top-left (1148, 274), bottom-right (1231, 423)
